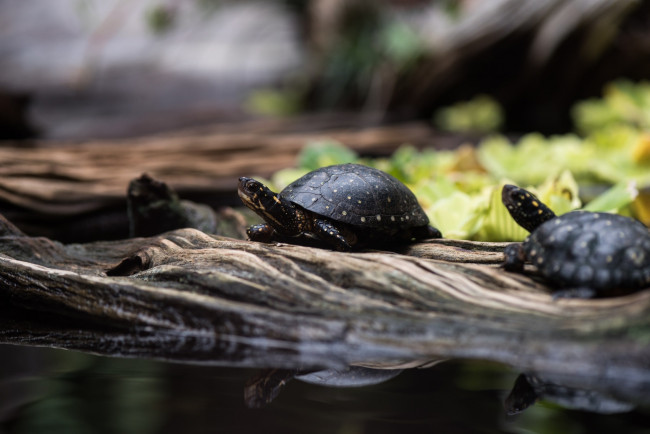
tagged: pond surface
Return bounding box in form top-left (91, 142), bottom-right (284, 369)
top-left (0, 344), bottom-right (648, 434)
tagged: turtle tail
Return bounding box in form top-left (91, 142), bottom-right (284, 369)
top-left (501, 184), bottom-right (556, 233)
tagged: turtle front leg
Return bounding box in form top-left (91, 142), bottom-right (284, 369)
top-left (247, 223), bottom-right (278, 243)
top-left (312, 219), bottom-right (354, 251)
top-left (503, 243), bottom-right (526, 272)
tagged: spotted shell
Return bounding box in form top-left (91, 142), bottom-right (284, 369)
top-left (524, 210), bottom-right (650, 290)
top-left (280, 163), bottom-right (429, 230)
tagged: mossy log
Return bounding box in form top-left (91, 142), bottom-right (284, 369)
top-left (0, 215), bottom-right (648, 404)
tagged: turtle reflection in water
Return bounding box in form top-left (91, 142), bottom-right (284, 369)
top-left (501, 184), bottom-right (650, 298)
top-left (505, 373), bottom-right (635, 415)
top-left (244, 367), bottom-right (404, 408)
top-left (238, 164), bottom-right (441, 251)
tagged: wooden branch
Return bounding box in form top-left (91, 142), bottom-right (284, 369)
top-left (1, 216), bottom-right (648, 404)
top-left (0, 120), bottom-right (434, 211)
top-left (1, 118), bottom-right (468, 241)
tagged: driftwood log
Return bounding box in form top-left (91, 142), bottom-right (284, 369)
top-left (0, 118), bottom-right (471, 242)
top-left (1, 214), bottom-right (648, 406)
top-left (1, 120), bottom-right (648, 408)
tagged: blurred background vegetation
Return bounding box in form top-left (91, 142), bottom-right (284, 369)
top-left (2, 0), bottom-right (650, 140)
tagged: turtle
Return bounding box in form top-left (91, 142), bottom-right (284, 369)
top-left (504, 372), bottom-right (635, 415)
top-left (244, 366), bottom-right (404, 408)
top-left (238, 163), bottom-right (441, 251)
top-left (501, 184), bottom-right (650, 299)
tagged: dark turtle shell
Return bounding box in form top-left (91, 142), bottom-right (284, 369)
top-left (524, 210), bottom-right (650, 291)
top-left (280, 163), bottom-right (429, 231)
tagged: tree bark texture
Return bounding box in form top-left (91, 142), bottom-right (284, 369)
top-left (0, 215), bottom-right (648, 404)
top-left (0, 118), bottom-right (461, 241)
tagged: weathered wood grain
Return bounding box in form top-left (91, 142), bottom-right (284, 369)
top-left (0, 215), bottom-right (648, 404)
top-left (1, 119), bottom-right (461, 241)
top-left (0, 121), bottom-right (434, 210)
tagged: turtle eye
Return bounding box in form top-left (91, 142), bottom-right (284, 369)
top-left (242, 179), bottom-right (258, 193)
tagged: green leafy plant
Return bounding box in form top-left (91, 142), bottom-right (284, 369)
top-left (270, 82), bottom-right (650, 240)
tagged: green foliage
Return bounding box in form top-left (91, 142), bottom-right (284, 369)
top-left (245, 89), bottom-right (302, 116)
top-left (477, 133), bottom-right (591, 185)
top-left (434, 95), bottom-right (504, 134)
top-left (268, 81), bottom-right (650, 241)
top-left (426, 189), bottom-right (483, 240)
top-left (146, 5), bottom-right (176, 35)
top-left (271, 140), bottom-right (357, 190)
top-left (305, 4), bottom-right (428, 109)
top-left (478, 128), bottom-right (650, 187)
top-left (583, 181), bottom-right (639, 214)
top-left (276, 129), bottom-right (645, 240)
top-left (379, 22), bottom-right (425, 68)
top-left (573, 79), bottom-right (650, 134)
top-left (298, 140), bottom-right (358, 171)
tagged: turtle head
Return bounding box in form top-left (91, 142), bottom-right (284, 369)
top-left (238, 177), bottom-right (301, 235)
top-left (501, 184), bottom-right (556, 233)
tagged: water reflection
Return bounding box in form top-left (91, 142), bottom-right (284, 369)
top-left (244, 367), bottom-right (404, 408)
top-left (505, 373), bottom-right (635, 415)
top-left (0, 345), bottom-right (648, 433)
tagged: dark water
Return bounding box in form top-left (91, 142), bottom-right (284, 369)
top-left (0, 344), bottom-right (648, 434)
